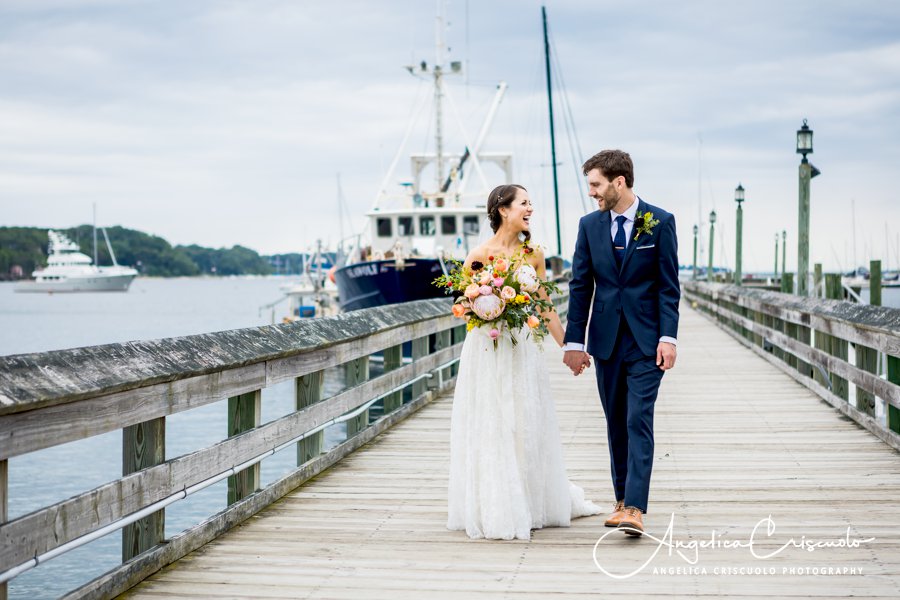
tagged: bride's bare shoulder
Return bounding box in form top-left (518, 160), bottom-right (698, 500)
top-left (463, 245), bottom-right (491, 269)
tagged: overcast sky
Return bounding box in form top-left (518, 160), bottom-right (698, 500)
top-left (2, 0), bottom-right (899, 272)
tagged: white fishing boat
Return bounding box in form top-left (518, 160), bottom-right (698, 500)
top-left (15, 229), bottom-right (138, 293)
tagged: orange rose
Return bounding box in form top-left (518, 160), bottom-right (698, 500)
top-left (451, 303), bottom-right (468, 318)
top-left (527, 315), bottom-right (541, 329)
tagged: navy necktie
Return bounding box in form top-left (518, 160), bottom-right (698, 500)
top-left (613, 215), bottom-right (627, 268)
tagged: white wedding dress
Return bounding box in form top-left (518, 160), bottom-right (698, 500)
top-left (447, 322), bottom-right (602, 540)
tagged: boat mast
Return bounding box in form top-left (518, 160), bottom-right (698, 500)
top-left (542, 6), bottom-right (562, 255)
top-left (92, 202), bottom-right (98, 266)
top-left (434, 0), bottom-right (446, 204)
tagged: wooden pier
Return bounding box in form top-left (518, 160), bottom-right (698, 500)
top-left (116, 301), bottom-right (900, 599)
top-left (1, 285), bottom-right (899, 598)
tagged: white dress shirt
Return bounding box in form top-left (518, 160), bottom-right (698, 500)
top-left (563, 196), bottom-right (677, 353)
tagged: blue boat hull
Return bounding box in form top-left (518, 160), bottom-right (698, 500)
top-left (334, 258), bottom-right (447, 311)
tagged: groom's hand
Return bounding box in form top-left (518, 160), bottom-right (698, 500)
top-left (563, 351), bottom-right (590, 376)
top-left (657, 342), bottom-right (677, 371)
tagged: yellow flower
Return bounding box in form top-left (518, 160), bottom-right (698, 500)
top-left (515, 294), bottom-right (526, 304)
top-left (466, 321), bottom-right (476, 331)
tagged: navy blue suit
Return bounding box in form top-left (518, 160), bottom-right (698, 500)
top-left (563, 197), bottom-right (680, 513)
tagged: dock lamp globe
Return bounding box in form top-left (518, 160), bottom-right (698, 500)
top-left (796, 119), bottom-right (813, 160)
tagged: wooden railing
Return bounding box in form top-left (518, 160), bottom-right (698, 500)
top-left (0, 298), bottom-right (465, 600)
top-left (683, 281), bottom-right (900, 451)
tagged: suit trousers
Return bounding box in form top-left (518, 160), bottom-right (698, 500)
top-left (593, 317), bottom-right (664, 513)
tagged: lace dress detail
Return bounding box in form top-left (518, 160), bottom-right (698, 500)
top-left (447, 323), bottom-right (602, 540)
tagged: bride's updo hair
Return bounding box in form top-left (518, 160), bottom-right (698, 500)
top-left (487, 184), bottom-right (530, 244)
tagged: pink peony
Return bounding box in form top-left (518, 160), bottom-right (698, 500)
top-left (489, 328), bottom-right (500, 340)
top-left (464, 283), bottom-right (481, 300)
top-left (492, 276), bottom-right (504, 287)
top-left (479, 285), bottom-right (493, 296)
top-left (500, 286), bottom-right (516, 300)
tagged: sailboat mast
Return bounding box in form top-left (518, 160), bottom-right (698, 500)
top-left (92, 202), bottom-right (98, 266)
top-left (434, 1), bottom-right (446, 201)
top-left (542, 6), bottom-right (562, 255)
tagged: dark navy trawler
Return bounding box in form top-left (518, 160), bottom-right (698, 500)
top-left (333, 7), bottom-right (513, 312)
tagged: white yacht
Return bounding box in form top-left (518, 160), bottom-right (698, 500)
top-left (15, 230), bottom-right (138, 293)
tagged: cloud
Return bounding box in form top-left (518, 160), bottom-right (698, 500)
top-left (1, 0), bottom-right (899, 272)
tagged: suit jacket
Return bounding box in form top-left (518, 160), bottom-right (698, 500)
top-left (563, 197), bottom-right (680, 360)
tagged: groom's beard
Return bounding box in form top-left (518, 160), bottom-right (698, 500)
top-left (598, 187), bottom-right (620, 213)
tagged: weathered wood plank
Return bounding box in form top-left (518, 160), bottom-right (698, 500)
top-left (0, 311), bottom-right (457, 460)
top-left (0, 298), bottom-right (453, 416)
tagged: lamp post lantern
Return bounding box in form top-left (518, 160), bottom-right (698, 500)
top-left (692, 224), bottom-right (699, 281)
top-left (708, 210), bottom-right (717, 282)
top-left (735, 184), bottom-right (745, 286)
top-left (796, 119), bottom-right (817, 296)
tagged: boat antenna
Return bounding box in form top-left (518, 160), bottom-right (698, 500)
top-left (434, 0), bottom-right (446, 200)
top-left (93, 202), bottom-right (98, 266)
top-left (542, 6), bottom-right (562, 256)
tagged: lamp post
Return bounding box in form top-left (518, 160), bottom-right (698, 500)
top-left (692, 224), bottom-right (699, 280)
top-left (796, 119), bottom-right (818, 296)
top-left (782, 230), bottom-right (787, 277)
top-left (735, 184), bottom-right (745, 286)
top-left (708, 210), bottom-right (717, 282)
top-left (774, 232), bottom-right (779, 280)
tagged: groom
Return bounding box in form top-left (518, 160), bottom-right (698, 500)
top-left (562, 149), bottom-right (680, 537)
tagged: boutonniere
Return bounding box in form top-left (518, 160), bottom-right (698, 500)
top-left (633, 211), bottom-right (660, 241)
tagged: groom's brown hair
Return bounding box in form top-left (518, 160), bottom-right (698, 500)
top-left (582, 150), bottom-right (634, 188)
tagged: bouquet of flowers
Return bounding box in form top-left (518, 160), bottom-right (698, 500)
top-left (433, 245), bottom-right (560, 348)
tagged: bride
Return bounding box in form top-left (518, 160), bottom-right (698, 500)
top-left (446, 183), bottom-right (602, 540)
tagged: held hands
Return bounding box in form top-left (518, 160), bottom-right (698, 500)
top-left (657, 342), bottom-right (677, 371)
top-left (563, 350), bottom-right (591, 376)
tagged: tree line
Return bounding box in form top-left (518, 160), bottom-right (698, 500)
top-left (0, 226), bottom-right (276, 278)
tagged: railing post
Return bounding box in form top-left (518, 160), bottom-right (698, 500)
top-left (856, 263), bottom-right (881, 417)
top-left (870, 260), bottom-right (882, 307)
top-left (435, 328), bottom-right (453, 387)
top-left (814, 263), bottom-right (823, 298)
top-left (227, 391), bottom-right (261, 504)
top-left (296, 370), bottom-right (324, 463)
top-left (781, 272), bottom-right (794, 294)
top-left (824, 274), bottom-right (849, 400)
top-left (122, 417), bottom-right (165, 561)
top-left (412, 335), bottom-right (430, 398)
top-left (889, 355), bottom-right (900, 434)
top-left (451, 325), bottom-right (466, 377)
top-left (1, 459), bottom-right (6, 600)
top-left (382, 345), bottom-right (403, 413)
top-left (344, 356), bottom-right (370, 437)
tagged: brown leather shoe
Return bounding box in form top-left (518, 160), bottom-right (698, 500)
top-left (617, 506), bottom-right (644, 536)
top-left (604, 500), bottom-right (626, 527)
